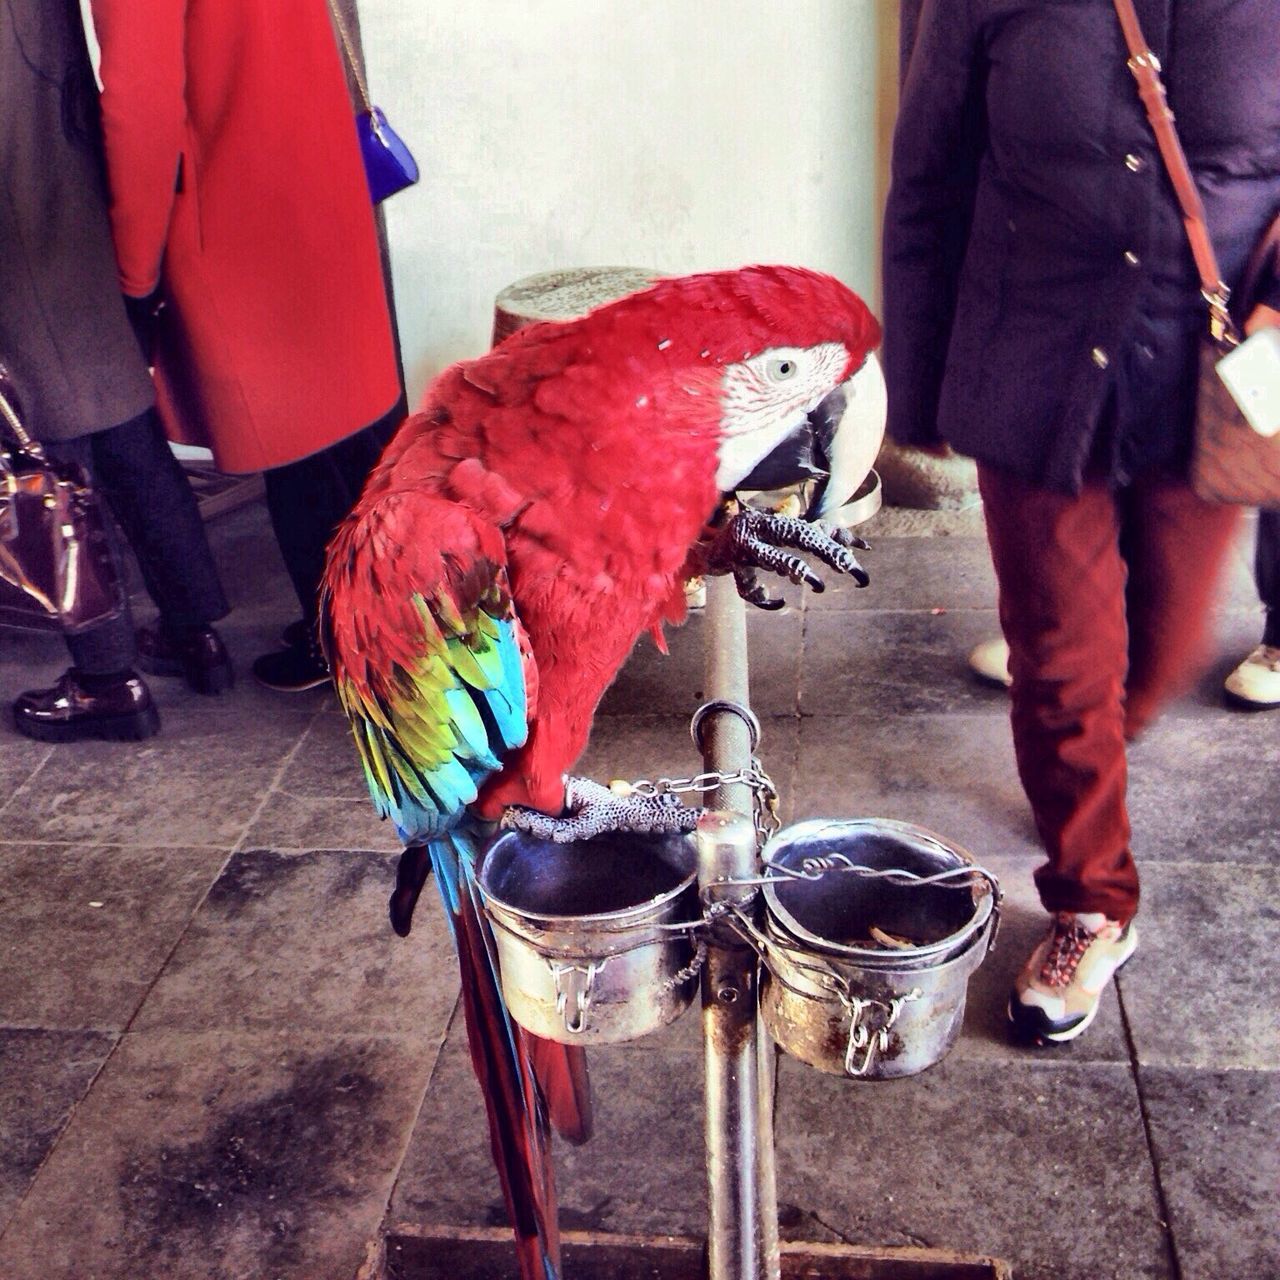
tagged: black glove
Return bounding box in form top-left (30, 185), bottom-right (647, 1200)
top-left (124, 290), bottom-right (166, 365)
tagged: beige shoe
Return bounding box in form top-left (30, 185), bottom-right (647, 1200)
top-left (968, 636), bottom-right (1012, 689)
top-left (1009, 912), bottom-right (1137, 1044)
top-left (1224, 644), bottom-right (1280, 708)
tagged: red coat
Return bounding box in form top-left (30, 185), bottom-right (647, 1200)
top-left (90, 1), bottom-right (401, 474)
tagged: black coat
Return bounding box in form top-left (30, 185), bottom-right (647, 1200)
top-left (882, 0), bottom-right (1280, 493)
top-left (0, 0), bottom-right (153, 442)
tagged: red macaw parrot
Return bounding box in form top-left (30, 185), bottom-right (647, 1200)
top-left (320, 265), bottom-right (885, 1280)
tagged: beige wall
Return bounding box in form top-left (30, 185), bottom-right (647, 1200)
top-left (359, 0), bottom-right (898, 402)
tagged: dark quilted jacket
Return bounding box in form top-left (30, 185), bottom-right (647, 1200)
top-left (883, 0), bottom-right (1280, 493)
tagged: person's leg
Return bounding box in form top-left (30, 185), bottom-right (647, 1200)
top-left (89, 408), bottom-right (234, 694)
top-left (978, 464), bottom-right (1139, 923)
top-left (1258, 509), bottom-right (1280, 645)
top-left (11, 436), bottom-right (158, 741)
top-left (256, 408), bottom-right (399, 690)
top-left (978, 462), bottom-right (1139, 1044)
top-left (89, 408), bottom-right (229, 628)
top-left (264, 412), bottom-right (397, 626)
top-left (1122, 473), bottom-right (1243, 735)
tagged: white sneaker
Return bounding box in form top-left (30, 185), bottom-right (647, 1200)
top-left (968, 636), bottom-right (1012, 689)
top-left (684, 577), bottom-right (707, 610)
top-left (1224, 644), bottom-right (1280, 708)
top-left (1009, 912), bottom-right (1138, 1044)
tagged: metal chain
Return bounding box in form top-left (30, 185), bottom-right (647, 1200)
top-left (660, 941), bottom-right (708, 993)
top-left (626, 757), bottom-right (781, 841)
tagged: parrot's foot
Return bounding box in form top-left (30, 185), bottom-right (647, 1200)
top-left (502, 776), bottom-right (701, 844)
top-left (389, 844), bottom-right (433, 937)
top-left (707, 508), bottom-right (870, 609)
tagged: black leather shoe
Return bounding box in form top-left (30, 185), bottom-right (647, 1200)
top-left (280, 618), bottom-right (314, 650)
top-left (137, 624), bottom-right (234, 695)
top-left (13, 669), bottom-right (160, 742)
top-left (252, 637), bottom-right (330, 692)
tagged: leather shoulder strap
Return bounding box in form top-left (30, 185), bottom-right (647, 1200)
top-left (1111, 0), bottom-right (1234, 338)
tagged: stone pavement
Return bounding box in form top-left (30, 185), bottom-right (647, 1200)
top-left (0, 499), bottom-right (1275, 1280)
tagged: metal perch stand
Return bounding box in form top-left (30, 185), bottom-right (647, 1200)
top-left (696, 575), bottom-right (780, 1280)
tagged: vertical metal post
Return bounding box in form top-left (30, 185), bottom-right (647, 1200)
top-left (698, 574), bottom-right (781, 1280)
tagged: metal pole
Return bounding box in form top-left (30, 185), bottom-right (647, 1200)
top-left (698, 574), bottom-right (781, 1280)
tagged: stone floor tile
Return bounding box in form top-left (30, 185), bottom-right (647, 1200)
top-left (241, 791), bottom-right (405, 853)
top-left (132, 848), bottom-right (458, 1040)
top-left (554, 1041), bottom-right (707, 1237)
top-left (241, 710), bottom-right (402, 852)
top-left (390, 1028), bottom-right (707, 1240)
top-left (1139, 1066), bottom-right (1279, 1280)
top-left (0, 1028), bottom-right (116, 1231)
top-left (271, 712), bottom-right (372, 799)
top-left (805, 534), bottom-right (998, 613)
top-left (1120, 862), bottom-right (1280, 1070)
top-left (0, 843), bottom-right (228, 1031)
top-left (0, 1030), bottom-right (436, 1280)
top-left (599, 605), bottom-right (802, 717)
top-left (0, 737), bottom-right (50, 808)
top-left (388, 1024), bottom-right (523, 1233)
top-left (1127, 711), bottom-right (1280, 865)
top-left (774, 1055), bottom-right (1173, 1280)
top-left (789, 713), bottom-right (1035, 860)
top-left (801, 611), bottom-right (1012, 717)
top-left (0, 703), bottom-right (313, 847)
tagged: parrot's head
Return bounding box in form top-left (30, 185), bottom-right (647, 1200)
top-left (625, 265), bottom-right (886, 520)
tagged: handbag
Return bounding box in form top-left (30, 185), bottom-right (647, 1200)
top-left (1113, 0), bottom-right (1280, 506)
top-left (0, 367), bottom-right (126, 635)
top-left (326, 0), bottom-right (420, 203)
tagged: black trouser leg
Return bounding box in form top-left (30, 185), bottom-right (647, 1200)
top-left (263, 404), bottom-right (401, 626)
top-left (89, 409), bottom-right (229, 629)
top-left (1258, 508), bottom-right (1280, 647)
top-left (65, 614), bottom-right (138, 675)
top-left (41, 435), bottom-right (138, 676)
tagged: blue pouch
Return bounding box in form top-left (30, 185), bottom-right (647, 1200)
top-left (357, 107), bottom-right (420, 204)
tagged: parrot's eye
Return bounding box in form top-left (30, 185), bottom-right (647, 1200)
top-left (766, 358), bottom-right (799, 382)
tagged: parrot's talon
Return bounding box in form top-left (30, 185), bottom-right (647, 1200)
top-left (707, 507), bottom-right (869, 602)
top-left (503, 776), bottom-right (700, 844)
top-left (732, 565), bottom-right (784, 610)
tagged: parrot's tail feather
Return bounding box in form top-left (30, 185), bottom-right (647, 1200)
top-left (431, 829), bottom-right (563, 1280)
top-left (529, 1038), bottom-right (593, 1146)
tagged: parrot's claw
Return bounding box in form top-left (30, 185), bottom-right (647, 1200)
top-left (503, 776), bottom-right (701, 844)
top-left (708, 508), bottom-right (870, 607)
top-left (732, 564), bottom-right (786, 611)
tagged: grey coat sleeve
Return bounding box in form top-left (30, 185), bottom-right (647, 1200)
top-left (881, 0), bottom-right (985, 448)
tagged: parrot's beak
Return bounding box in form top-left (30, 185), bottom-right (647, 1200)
top-left (734, 354), bottom-right (887, 520)
top-left (803, 353), bottom-right (887, 521)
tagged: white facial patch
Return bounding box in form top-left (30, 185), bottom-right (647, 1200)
top-left (715, 341), bottom-right (850, 492)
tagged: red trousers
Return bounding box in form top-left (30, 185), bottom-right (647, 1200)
top-left (978, 464), bottom-right (1242, 923)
